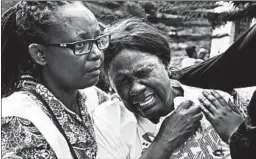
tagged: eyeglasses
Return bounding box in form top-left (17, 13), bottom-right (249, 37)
top-left (43, 34), bottom-right (110, 55)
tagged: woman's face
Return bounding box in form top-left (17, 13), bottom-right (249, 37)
top-left (42, 2), bottom-right (103, 89)
top-left (108, 49), bottom-right (175, 119)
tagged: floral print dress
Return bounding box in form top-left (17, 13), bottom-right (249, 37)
top-left (1, 79), bottom-right (107, 159)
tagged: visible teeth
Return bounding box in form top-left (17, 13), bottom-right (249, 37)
top-left (139, 96), bottom-right (154, 107)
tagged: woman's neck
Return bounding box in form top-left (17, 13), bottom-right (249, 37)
top-left (40, 73), bottom-right (80, 115)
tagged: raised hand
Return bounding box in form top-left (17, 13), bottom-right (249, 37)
top-left (199, 90), bottom-right (244, 143)
top-left (155, 100), bottom-right (203, 152)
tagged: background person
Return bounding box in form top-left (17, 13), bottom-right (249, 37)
top-left (198, 48), bottom-right (210, 60)
top-left (181, 46), bottom-right (204, 68)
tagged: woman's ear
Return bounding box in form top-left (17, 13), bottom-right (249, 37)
top-left (28, 44), bottom-right (47, 66)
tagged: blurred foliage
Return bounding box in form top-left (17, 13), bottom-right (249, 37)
top-left (83, 1), bottom-right (256, 45)
top-left (2, 1), bottom-right (255, 92)
top-left (2, 1), bottom-right (255, 41)
top-left (84, 1), bottom-right (256, 29)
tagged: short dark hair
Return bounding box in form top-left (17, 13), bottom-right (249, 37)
top-left (103, 18), bottom-right (171, 78)
top-left (185, 46), bottom-right (196, 58)
top-left (1, 1), bottom-right (80, 97)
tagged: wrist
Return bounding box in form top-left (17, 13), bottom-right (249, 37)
top-left (224, 127), bottom-right (239, 144)
top-left (154, 138), bottom-right (176, 153)
top-left (140, 139), bottom-right (174, 159)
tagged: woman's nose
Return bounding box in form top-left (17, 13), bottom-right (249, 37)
top-left (87, 43), bottom-right (103, 61)
top-left (130, 82), bottom-right (146, 97)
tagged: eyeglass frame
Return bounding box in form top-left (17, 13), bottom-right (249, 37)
top-left (40, 34), bottom-right (111, 56)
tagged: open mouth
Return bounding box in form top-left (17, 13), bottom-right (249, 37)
top-left (88, 66), bottom-right (100, 73)
top-left (137, 95), bottom-right (156, 111)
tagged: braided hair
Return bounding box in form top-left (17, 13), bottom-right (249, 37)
top-left (1, 1), bottom-right (77, 97)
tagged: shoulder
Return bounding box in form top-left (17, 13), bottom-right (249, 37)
top-left (2, 91), bottom-right (49, 119)
top-left (2, 91), bottom-right (40, 116)
top-left (181, 84), bottom-right (232, 102)
top-left (79, 86), bottom-right (110, 115)
top-left (93, 93), bottom-right (137, 129)
top-left (2, 91), bottom-right (35, 106)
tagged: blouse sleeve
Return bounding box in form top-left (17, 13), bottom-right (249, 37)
top-left (230, 120), bottom-right (256, 159)
top-left (1, 116), bottom-right (57, 159)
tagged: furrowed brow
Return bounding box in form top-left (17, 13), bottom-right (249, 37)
top-left (133, 64), bottom-right (155, 75)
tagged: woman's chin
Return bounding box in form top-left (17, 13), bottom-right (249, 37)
top-left (78, 77), bottom-right (99, 89)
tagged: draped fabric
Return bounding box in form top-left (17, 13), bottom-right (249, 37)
top-left (179, 24), bottom-right (256, 159)
top-left (2, 78), bottom-right (98, 159)
top-left (179, 24), bottom-right (256, 90)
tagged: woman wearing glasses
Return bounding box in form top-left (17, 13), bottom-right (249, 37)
top-left (2, 1), bottom-right (110, 159)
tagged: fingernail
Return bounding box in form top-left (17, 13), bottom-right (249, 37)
top-left (202, 91), bottom-right (209, 95)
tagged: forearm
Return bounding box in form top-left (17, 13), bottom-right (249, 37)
top-left (140, 139), bottom-right (175, 159)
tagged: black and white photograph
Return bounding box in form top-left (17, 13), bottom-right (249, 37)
top-left (1, 1), bottom-right (256, 159)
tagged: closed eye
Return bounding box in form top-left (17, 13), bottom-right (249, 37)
top-left (114, 76), bottom-right (130, 88)
top-left (134, 68), bottom-right (153, 78)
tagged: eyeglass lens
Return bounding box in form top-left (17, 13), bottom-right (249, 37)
top-left (74, 35), bottom-right (109, 55)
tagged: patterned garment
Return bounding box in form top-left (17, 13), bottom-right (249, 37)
top-left (2, 79), bottom-right (101, 159)
top-left (135, 84), bottom-right (234, 159)
top-left (234, 86), bottom-right (256, 116)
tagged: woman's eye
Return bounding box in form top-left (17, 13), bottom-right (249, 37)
top-left (115, 78), bottom-right (130, 87)
top-left (116, 80), bottom-right (127, 87)
top-left (75, 42), bottom-right (85, 49)
top-left (137, 70), bottom-right (152, 78)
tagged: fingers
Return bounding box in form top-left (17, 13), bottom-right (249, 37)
top-left (199, 103), bottom-right (214, 121)
top-left (202, 91), bottom-right (222, 109)
top-left (188, 104), bottom-right (202, 116)
top-left (198, 96), bottom-right (217, 115)
top-left (210, 90), bottom-right (229, 107)
top-left (178, 100), bottom-right (194, 109)
top-left (190, 121), bottom-right (201, 135)
top-left (192, 112), bottom-right (203, 121)
top-left (228, 99), bottom-right (242, 115)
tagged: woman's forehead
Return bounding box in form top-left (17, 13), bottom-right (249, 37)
top-left (46, 4), bottom-right (100, 43)
top-left (110, 50), bottom-right (161, 73)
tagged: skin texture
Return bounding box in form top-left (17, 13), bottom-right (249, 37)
top-left (140, 100), bottom-right (202, 159)
top-left (108, 49), bottom-right (203, 159)
top-left (199, 90), bottom-right (244, 143)
top-left (108, 49), bottom-right (174, 121)
top-left (29, 2), bottom-right (103, 114)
